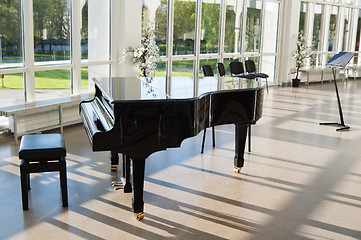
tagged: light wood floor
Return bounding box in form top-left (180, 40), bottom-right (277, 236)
top-left (1, 81), bottom-right (361, 240)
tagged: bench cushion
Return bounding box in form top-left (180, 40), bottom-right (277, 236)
top-left (19, 134), bottom-right (66, 160)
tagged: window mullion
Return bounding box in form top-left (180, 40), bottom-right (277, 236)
top-left (194, 0), bottom-right (202, 97)
top-left (23, 0), bottom-right (35, 102)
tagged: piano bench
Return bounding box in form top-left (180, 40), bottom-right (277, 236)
top-left (18, 134), bottom-right (68, 210)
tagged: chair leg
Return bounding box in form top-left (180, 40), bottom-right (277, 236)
top-left (201, 129), bottom-right (206, 153)
top-left (20, 166), bottom-right (29, 210)
top-left (59, 159), bottom-right (68, 207)
top-left (248, 125), bottom-right (251, 152)
top-left (27, 173), bottom-right (31, 190)
top-left (212, 126), bottom-right (215, 147)
top-left (266, 78), bottom-right (269, 93)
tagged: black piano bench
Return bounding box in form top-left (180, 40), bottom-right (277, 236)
top-left (18, 134), bottom-right (68, 210)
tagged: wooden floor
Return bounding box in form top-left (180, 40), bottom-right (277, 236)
top-left (1, 81), bottom-right (361, 239)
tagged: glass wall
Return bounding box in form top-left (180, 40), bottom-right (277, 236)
top-left (312, 4), bottom-right (323, 51)
top-left (299, 2), bottom-right (308, 33)
top-left (0, 0), bottom-right (23, 68)
top-left (342, 7), bottom-right (352, 51)
top-left (173, 0), bottom-right (196, 55)
top-left (35, 69), bottom-right (71, 100)
top-left (142, 0), bottom-right (168, 57)
top-left (81, 1), bottom-right (88, 59)
top-left (263, 1), bottom-right (279, 53)
top-left (0, 0), bottom-right (111, 107)
top-left (328, 5), bottom-right (338, 51)
top-left (0, 0), bottom-right (24, 106)
top-left (33, 0), bottom-right (71, 65)
top-left (171, 60), bottom-right (194, 98)
top-left (245, 0), bottom-right (262, 53)
top-left (298, 1), bottom-right (361, 69)
top-left (200, 0), bottom-right (221, 54)
top-left (224, 0), bottom-right (242, 53)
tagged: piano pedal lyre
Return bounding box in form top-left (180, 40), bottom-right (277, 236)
top-left (112, 180), bottom-right (124, 190)
top-left (134, 212), bottom-right (144, 221)
top-left (110, 165), bottom-right (118, 171)
top-left (233, 166), bottom-right (242, 173)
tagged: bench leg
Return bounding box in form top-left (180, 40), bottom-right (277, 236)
top-left (20, 166), bottom-right (29, 210)
top-left (59, 159), bottom-right (68, 207)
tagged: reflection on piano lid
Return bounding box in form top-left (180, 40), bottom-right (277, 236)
top-left (94, 76), bottom-right (265, 103)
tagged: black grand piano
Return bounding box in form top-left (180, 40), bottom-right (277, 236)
top-left (79, 76), bottom-right (264, 220)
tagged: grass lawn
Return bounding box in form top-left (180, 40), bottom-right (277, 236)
top-left (0, 68), bottom-right (89, 89)
top-left (0, 64), bottom-right (194, 89)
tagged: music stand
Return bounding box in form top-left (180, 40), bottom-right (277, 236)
top-left (319, 52), bottom-right (355, 131)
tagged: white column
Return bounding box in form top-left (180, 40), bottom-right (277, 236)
top-left (23, 0), bottom-right (35, 102)
top-left (279, 0), bottom-right (301, 85)
top-left (118, 0), bottom-right (142, 77)
top-left (72, 0), bottom-right (82, 95)
top-left (349, 8), bottom-right (359, 52)
top-left (337, 7), bottom-right (345, 52)
top-left (321, 5), bottom-right (330, 66)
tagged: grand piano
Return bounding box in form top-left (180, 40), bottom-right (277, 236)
top-left (79, 76), bottom-right (264, 220)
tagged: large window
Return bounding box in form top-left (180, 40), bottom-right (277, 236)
top-left (312, 4), bottom-right (323, 51)
top-left (142, 0), bottom-right (168, 57)
top-left (263, 1), bottom-right (279, 53)
top-left (342, 7), bottom-right (352, 51)
top-left (224, 0), bottom-right (242, 53)
top-left (33, 0), bottom-right (71, 65)
top-left (200, 0), bottom-right (221, 54)
top-left (173, 0), bottom-right (196, 55)
top-left (299, 2), bottom-right (307, 33)
top-left (328, 5), bottom-right (338, 51)
top-left (0, 0), bottom-right (24, 107)
top-left (0, 0), bottom-right (22, 68)
top-left (245, 0), bottom-right (262, 53)
top-left (0, 0), bottom-right (111, 107)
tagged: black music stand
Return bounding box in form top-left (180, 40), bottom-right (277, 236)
top-left (319, 52), bottom-right (355, 131)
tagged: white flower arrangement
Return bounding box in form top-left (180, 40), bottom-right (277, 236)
top-left (123, 21), bottom-right (160, 78)
top-left (293, 31), bottom-right (314, 80)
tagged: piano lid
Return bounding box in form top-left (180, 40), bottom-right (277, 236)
top-left (94, 76), bottom-right (265, 103)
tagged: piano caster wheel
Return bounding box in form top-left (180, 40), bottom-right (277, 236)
top-left (134, 212), bottom-right (144, 221)
top-left (233, 166), bottom-right (242, 173)
top-left (110, 165), bottom-right (118, 171)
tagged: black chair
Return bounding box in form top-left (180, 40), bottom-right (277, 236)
top-left (202, 65), bottom-right (214, 77)
top-left (217, 62), bottom-right (226, 77)
top-left (229, 61), bottom-right (255, 80)
top-left (245, 59), bottom-right (269, 93)
top-left (19, 134), bottom-right (68, 210)
top-left (201, 65), bottom-right (216, 153)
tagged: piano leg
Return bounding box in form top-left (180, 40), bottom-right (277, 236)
top-left (110, 151), bottom-right (119, 171)
top-left (132, 158), bottom-right (145, 221)
top-left (122, 154), bottom-right (132, 193)
top-left (234, 123), bottom-right (248, 173)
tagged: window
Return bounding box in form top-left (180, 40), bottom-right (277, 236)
top-left (171, 60), bottom-right (194, 98)
top-left (312, 4), bottom-right (323, 51)
top-left (0, 0), bottom-right (24, 106)
top-left (224, 0), bottom-right (243, 54)
top-left (35, 69), bottom-right (71, 100)
top-left (263, 1), bottom-right (279, 53)
top-left (173, 0), bottom-right (197, 55)
top-left (142, 0), bottom-right (168, 57)
top-left (33, 0), bottom-right (71, 65)
top-left (299, 2), bottom-right (307, 33)
top-left (200, 0), bottom-right (221, 54)
top-left (342, 8), bottom-right (352, 51)
top-left (328, 5), bottom-right (338, 51)
top-left (245, 0), bottom-right (262, 53)
top-left (81, 1), bottom-right (88, 59)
